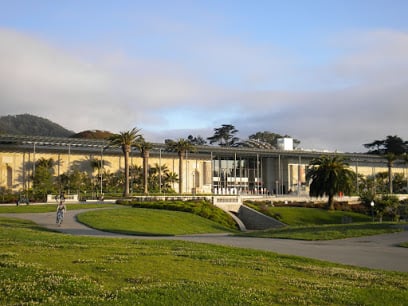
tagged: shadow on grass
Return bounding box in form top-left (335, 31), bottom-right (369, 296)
top-left (0, 217), bottom-right (55, 233)
top-left (236, 222), bottom-right (405, 240)
top-left (75, 218), bottom-right (174, 237)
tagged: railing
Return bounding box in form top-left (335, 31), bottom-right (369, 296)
top-left (47, 194), bottom-right (78, 203)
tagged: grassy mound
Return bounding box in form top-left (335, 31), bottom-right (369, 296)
top-left (118, 199), bottom-right (238, 230)
top-left (245, 202), bottom-right (370, 225)
top-left (77, 207), bottom-right (236, 236)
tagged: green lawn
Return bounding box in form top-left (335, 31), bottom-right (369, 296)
top-left (265, 207), bottom-right (371, 225)
top-left (62, 204), bottom-right (402, 240)
top-left (1, 217), bottom-right (407, 305)
top-left (241, 206), bottom-right (403, 240)
top-left (77, 207), bottom-right (235, 236)
top-left (239, 223), bottom-right (403, 240)
top-left (0, 203), bottom-right (117, 213)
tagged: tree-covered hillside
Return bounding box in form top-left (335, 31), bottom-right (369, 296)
top-left (70, 130), bottom-right (113, 139)
top-left (0, 114), bottom-right (74, 137)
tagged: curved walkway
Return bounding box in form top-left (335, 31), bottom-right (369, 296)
top-left (2, 209), bottom-right (408, 273)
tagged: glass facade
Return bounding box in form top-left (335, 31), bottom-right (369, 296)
top-left (212, 154), bottom-right (264, 195)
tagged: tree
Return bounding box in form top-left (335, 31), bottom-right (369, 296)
top-left (165, 138), bottom-right (195, 194)
top-left (129, 165), bottom-right (143, 192)
top-left (134, 138), bottom-right (153, 194)
top-left (306, 155), bottom-right (355, 210)
top-left (364, 135), bottom-right (408, 194)
top-left (372, 172), bottom-right (389, 194)
top-left (129, 163), bottom-right (178, 193)
top-left (207, 124), bottom-right (239, 146)
top-left (108, 128), bottom-right (142, 197)
top-left (391, 173), bottom-right (407, 194)
top-left (249, 131), bottom-right (301, 148)
top-left (403, 153), bottom-right (408, 192)
top-left (364, 135), bottom-right (407, 155)
top-left (385, 153), bottom-right (397, 194)
top-left (59, 169), bottom-right (89, 195)
top-left (374, 194), bottom-right (400, 222)
top-left (148, 163), bottom-right (178, 193)
top-left (32, 157), bottom-right (55, 199)
top-left (187, 135), bottom-right (207, 145)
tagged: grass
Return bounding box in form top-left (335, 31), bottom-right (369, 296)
top-left (1, 217), bottom-right (407, 305)
top-left (76, 206), bottom-right (391, 240)
top-left (239, 206), bottom-right (403, 240)
top-left (239, 223), bottom-right (403, 240)
top-left (2, 203), bottom-right (402, 240)
top-left (263, 207), bottom-right (371, 225)
top-left (127, 200), bottom-right (238, 230)
top-left (0, 203), bottom-right (117, 213)
top-left (77, 207), bottom-right (236, 236)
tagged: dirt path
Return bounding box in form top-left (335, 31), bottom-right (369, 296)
top-left (2, 209), bottom-right (408, 272)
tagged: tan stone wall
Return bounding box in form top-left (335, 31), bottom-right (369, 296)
top-left (0, 151), bottom-right (211, 193)
top-left (2, 150), bottom-right (405, 194)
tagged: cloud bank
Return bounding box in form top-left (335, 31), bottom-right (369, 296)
top-left (1, 28), bottom-right (408, 153)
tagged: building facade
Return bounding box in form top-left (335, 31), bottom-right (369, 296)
top-left (0, 134), bottom-right (406, 196)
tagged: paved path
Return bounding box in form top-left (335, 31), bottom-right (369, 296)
top-left (2, 209), bottom-right (408, 273)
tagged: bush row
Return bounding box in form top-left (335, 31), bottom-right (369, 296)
top-left (244, 200), bottom-right (367, 212)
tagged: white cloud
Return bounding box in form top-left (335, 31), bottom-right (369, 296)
top-left (331, 30), bottom-right (408, 85)
top-left (1, 27), bottom-right (408, 153)
top-left (0, 28), bottom-right (219, 133)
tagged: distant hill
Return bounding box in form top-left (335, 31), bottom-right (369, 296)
top-left (0, 114), bottom-right (75, 137)
top-left (70, 130), bottom-right (113, 139)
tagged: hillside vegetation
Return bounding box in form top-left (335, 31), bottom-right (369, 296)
top-left (70, 130), bottom-right (113, 139)
top-left (0, 114), bottom-right (74, 137)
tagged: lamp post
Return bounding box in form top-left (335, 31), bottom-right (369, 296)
top-left (159, 148), bottom-right (162, 194)
top-left (100, 147), bottom-right (104, 197)
top-left (370, 201), bottom-right (375, 223)
top-left (192, 170), bottom-right (196, 195)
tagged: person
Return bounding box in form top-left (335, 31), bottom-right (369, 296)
top-left (56, 200), bottom-right (66, 226)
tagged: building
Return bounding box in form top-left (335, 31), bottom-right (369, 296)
top-left (0, 134), bottom-right (406, 196)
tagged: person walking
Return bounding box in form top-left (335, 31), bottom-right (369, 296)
top-left (56, 200), bottom-right (66, 226)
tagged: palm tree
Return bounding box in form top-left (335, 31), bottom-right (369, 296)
top-left (306, 155), bottom-right (355, 210)
top-left (385, 153), bottom-right (397, 194)
top-left (108, 128), bottom-right (142, 197)
top-left (165, 138), bottom-right (195, 194)
top-left (89, 159), bottom-right (101, 174)
top-left (149, 163), bottom-right (177, 192)
top-left (134, 138), bottom-right (153, 194)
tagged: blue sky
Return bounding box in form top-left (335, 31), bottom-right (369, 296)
top-left (1, 0), bottom-right (408, 152)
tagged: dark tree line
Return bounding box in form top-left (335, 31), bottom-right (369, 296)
top-left (187, 124), bottom-right (300, 149)
top-left (364, 135), bottom-right (408, 194)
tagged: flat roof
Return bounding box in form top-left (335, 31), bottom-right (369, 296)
top-left (0, 134), bottom-right (389, 164)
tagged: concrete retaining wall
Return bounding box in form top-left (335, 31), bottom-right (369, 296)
top-left (238, 205), bottom-right (286, 230)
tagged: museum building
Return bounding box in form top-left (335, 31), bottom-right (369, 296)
top-left (0, 134), bottom-right (406, 196)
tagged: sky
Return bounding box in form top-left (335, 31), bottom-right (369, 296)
top-left (1, 0), bottom-right (408, 153)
